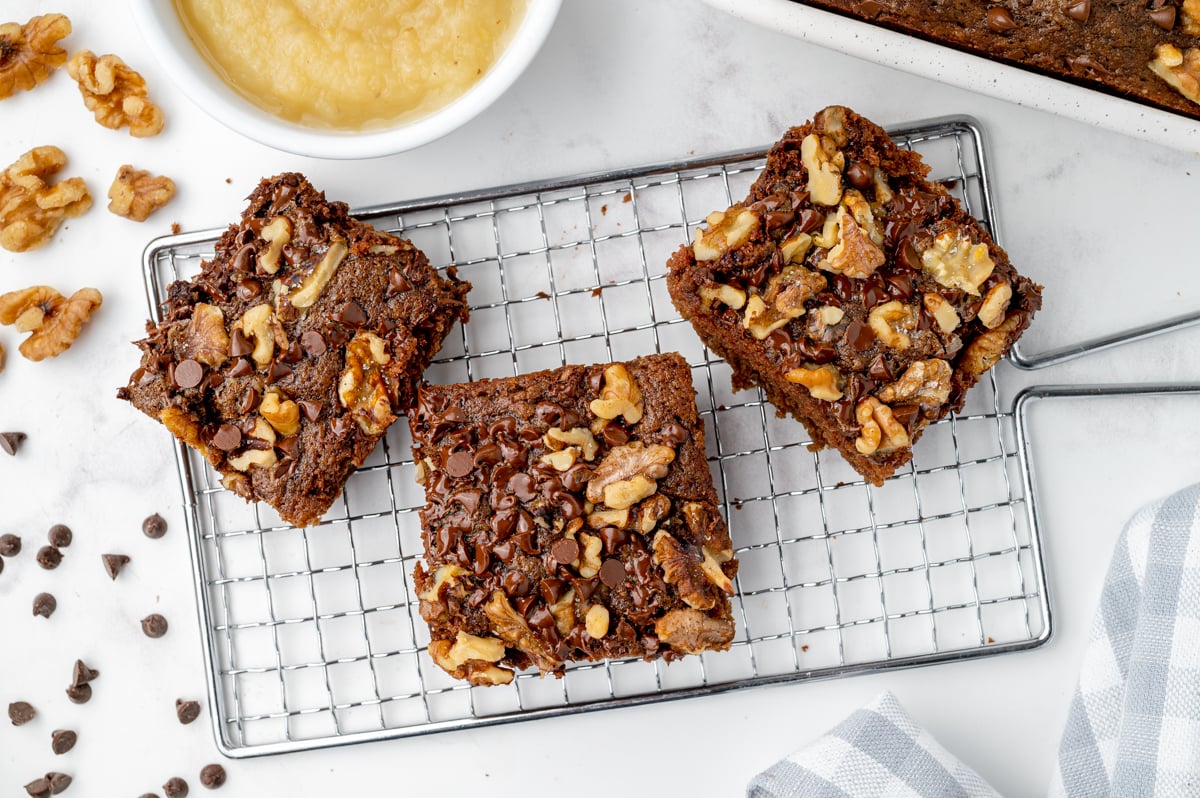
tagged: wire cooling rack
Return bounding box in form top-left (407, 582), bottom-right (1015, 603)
top-left (142, 115), bottom-right (1050, 758)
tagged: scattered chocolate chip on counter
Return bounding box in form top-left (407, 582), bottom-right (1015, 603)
top-left (140, 793), bottom-right (162, 798)
top-left (175, 698), bottom-right (201, 725)
top-left (46, 773), bottom-right (71, 795)
top-left (0, 556), bottom-right (4, 576)
top-left (142, 513), bottom-right (168, 539)
top-left (66, 659), bottom-right (98, 703)
top-left (199, 764), bottom-right (226, 789)
top-left (163, 776), bottom-right (189, 798)
top-left (33, 592), bottom-right (57, 618)
top-left (101, 553), bottom-right (130, 580)
top-left (0, 431), bottom-right (26, 456)
top-left (36, 545), bottom-right (63, 570)
top-left (47, 524), bottom-right (72, 548)
top-left (0, 532), bottom-right (22, 556)
top-left (64, 684), bottom-right (91, 705)
top-left (9, 700), bottom-right (36, 725)
top-left (141, 613), bottom-right (169, 638)
top-left (50, 729), bottom-right (77, 755)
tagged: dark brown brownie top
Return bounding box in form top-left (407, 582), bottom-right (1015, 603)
top-left (667, 106), bottom-right (1041, 482)
top-left (410, 353), bottom-right (737, 685)
top-left (788, 0), bottom-right (1200, 119)
top-left (119, 173), bottom-right (470, 528)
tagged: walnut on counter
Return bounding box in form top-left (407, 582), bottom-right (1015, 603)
top-left (0, 146), bottom-right (92, 253)
top-left (67, 50), bottom-right (164, 137)
top-left (0, 285), bottom-right (102, 361)
top-left (107, 165), bottom-right (175, 221)
top-left (0, 14), bottom-right (71, 100)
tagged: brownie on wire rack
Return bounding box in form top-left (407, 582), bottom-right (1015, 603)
top-left (119, 173), bottom-right (471, 528)
top-left (667, 106), bottom-right (1041, 485)
top-left (409, 353), bottom-right (738, 686)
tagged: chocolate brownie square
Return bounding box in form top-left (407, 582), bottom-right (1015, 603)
top-left (119, 173), bottom-right (470, 527)
top-left (410, 353), bottom-right (737, 685)
top-left (667, 106), bottom-right (1041, 485)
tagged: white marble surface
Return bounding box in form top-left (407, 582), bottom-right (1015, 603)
top-left (1, 1), bottom-right (1198, 796)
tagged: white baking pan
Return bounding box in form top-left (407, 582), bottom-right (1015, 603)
top-left (704, 0), bottom-right (1200, 154)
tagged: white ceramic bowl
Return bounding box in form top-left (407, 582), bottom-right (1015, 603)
top-left (131, 1), bottom-right (561, 159)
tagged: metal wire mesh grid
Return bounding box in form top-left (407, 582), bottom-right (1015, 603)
top-left (144, 116), bottom-right (1050, 757)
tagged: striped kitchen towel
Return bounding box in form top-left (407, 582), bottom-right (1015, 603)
top-left (746, 690), bottom-right (1001, 798)
top-left (1050, 482), bottom-right (1200, 798)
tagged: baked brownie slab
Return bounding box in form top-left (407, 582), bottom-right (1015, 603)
top-left (667, 106), bottom-right (1041, 485)
top-left (120, 173), bottom-right (470, 528)
top-left (410, 353), bottom-right (737, 685)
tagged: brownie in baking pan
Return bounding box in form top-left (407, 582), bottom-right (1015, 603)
top-left (119, 173), bottom-right (470, 528)
top-left (790, 0), bottom-right (1200, 118)
top-left (409, 353), bottom-right (738, 685)
top-left (667, 106), bottom-right (1041, 486)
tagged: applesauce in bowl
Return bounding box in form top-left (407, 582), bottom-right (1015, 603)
top-left (131, 0), bottom-right (560, 157)
top-left (175, 0), bottom-right (527, 130)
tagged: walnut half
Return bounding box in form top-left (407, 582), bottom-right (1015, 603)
top-left (586, 441), bottom-right (675, 509)
top-left (654, 608), bottom-right (735, 655)
top-left (0, 285), bottom-right (102, 361)
top-left (107, 165), bottom-right (175, 222)
top-left (1, 145), bottom-right (92, 253)
top-left (67, 50), bottom-right (164, 137)
top-left (0, 14), bottom-right (71, 100)
top-left (1149, 44), bottom-right (1200, 106)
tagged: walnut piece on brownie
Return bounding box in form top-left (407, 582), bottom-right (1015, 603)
top-left (667, 106), bottom-right (1041, 486)
top-left (409, 353), bottom-right (737, 685)
top-left (118, 173), bottom-right (470, 528)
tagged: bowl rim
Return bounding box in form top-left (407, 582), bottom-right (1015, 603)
top-left (130, 0), bottom-right (562, 159)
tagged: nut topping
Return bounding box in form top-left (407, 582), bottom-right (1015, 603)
top-left (577, 532), bottom-right (603, 578)
top-left (418, 564), bottom-right (468, 603)
top-left (960, 313), bottom-right (1022, 375)
top-left (539, 447), bottom-right (579, 472)
top-left (181, 303), bottom-right (229, 367)
top-left (0, 14), bottom-right (71, 100)
top-left (922, 292), bottom-right (961, 333)
top-left (654, 608), bottom-right (735, 655)
top-left (482, 591), bottom-right (560, 672)
top-left (742, 265), bottom-right (826, 340)
top-left (232, 304), bottom-right (278, 368)
top-left (977, 281), bottom-right (1013, 329)
top-left (800, 132), bottom-right (845, 206)
top-left (784, 363), bottom-right (845, 402)
top-left (653, 530), bottom-right (720, 611)
top-left (544, 426), bottom-right (599, 461)
top-left (854, 397), bottom-right (910, 456)
top-left (920, 229), bottom-right (996, 295)
top-left (780, 232), bottom-right (814, 265)
top-left (107, 165), bottom-right (175, 222)
top-left (692, 207), bottom-right (759, 261)
top-left (867, 300), bottom-right (917, 350)
top-left (585, 604), bottom-right (610, 638)
top-left (875, 359), bottom-right (952, 406)
top-left (589, 363), bottom-right (644, 425)
top-left (1184, 0), bottom-right (1200, 33)
top-left (257, 216), bottom-right (292, 275)
top-left (699, 283), bottom-right (747, 311)
top-left (820, 203), bottom-right (885, 279)
top-left (1149, 44), bottom-right (1200, 105)
top-left (0, 285), bottom-right (102, 361)
top-left (289, 239), bottom-right (348, 307)
top-left (586, 507), bottom-right (630, 530)
top-left (259, 390), bottom-right (301, 437)
top-left (586, 441), bottom-right (675, 509)
top-left (337, 331), bottom-right (395, 435)
top-left (66, 50), bottom-right (164, 137)
top-left (0, 146), bottom-right (92, 253)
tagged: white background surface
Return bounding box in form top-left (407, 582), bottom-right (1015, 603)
top-left (1, 1), bottom-right (1198, 796)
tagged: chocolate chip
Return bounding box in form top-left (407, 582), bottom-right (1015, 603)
top-left (211, 424), bottom-right (243, 452)
top-left (299, 330), bottom-right (327, 357)
top-left (267, 361), bottom-right (293, 382)
top-left (174, 359), bottom-right (205, 389)
top-left (550, 538), bottom-right (580, 565)
top-left (238, 387), bottom-right (261, 415)
top-left (47, 524), bottom-right (72, 548)
top-left (225, 357), bottom-right (252, 379)
top-left (334, 300), bottom-right (367, 327)
top-left (138, 794), bottom-right (161, 798)
top-left (141, 613), bottom-right (169, 638)
top-left (843, 320), bottom-right (875, 351)
top-left (143, 513), bottom-right (168, 539)
top-left (50, 730), bottom-right (76, 755)
top-left (0, 431), bottom-right (26, 456)
top-left (501, 570), bottom-right (531, 597)
top-left (25, 777), bottom-right (50, 797)
top-left (1062, 0), bottom-right (1089, 20)
top-left (163, 777), bottom-right (189, 798)
top-left (275, 436), bottom-right (300, 460)
top-left (867, 353), bottom-right (893, 381)
top-left (65, 685), bottom-right (90, 705)
top-left (444, 450), bottom-right (474, 478)
top-left (599, 558), bottom-right (626, 588)
top-left (985, 6), bottom-right (1016, 32)
top-left (37, 546), bottom-right (63, 570)
top-left (600, 424), bottom-right (629, 447)
top-left (33, 593), bottom-right (56, 619)
top-left (101, 553), bottom-right (130, 580)
top-left (0, 533), bottom-right (22, 556)
top-left (386, 268), bottom-right (411, 297)
top-left (1149, 4), bottom-right (1176, 28)
top-left (660, 422), bottom-right (689, 446)
top-left (9, 701), bottom-right (36, 725)
top-left (199, 764), bottom-right (226, 789)
top-left (507, 472), bottom-right (537, 502)
top-left (859, 0), bottom-right (884, 16)
top-left (235, 279), bottom-right (262, 301)
top-left (229, 329), bottom-right (253, 357)
top-left (71, 659), bottom-right (99, 687)
top-left (845, 162), bottom-right (873, 189)
top-left (46, 773), bottom-right (70, 795)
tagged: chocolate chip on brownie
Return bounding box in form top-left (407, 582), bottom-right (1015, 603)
top-left (142, 513), bottom-right (168, 539)
top-left (9, 701), bottom-right (36, 725)
top-left (102, 553), bottom-right (130, 580)
top-left (141, 613), bottom-right (169, 638)
top-left (33, 592), bottom-right (57, 618)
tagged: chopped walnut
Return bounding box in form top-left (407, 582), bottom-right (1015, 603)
top-left (868, 300), bottom-right (917, 350)
top-left (977, 282), bottom-right (1013, 329)
top-left (544, 426), bottom-right (598, 461)
top-left (66, 50), bottom-right (164, 137)
top-left (540, 447), bottom-right (579, 472)
top-left (636, 494), bottom-right (672, 534)
top-left (1183, 0), bottom-right (1200, 34)
top-left (743, 265), bottom-right (825, 340)
top-left (842, 190), bottom-right (884, 246)
top-left (801, 132), bottom-right (845, 206)
top-left (699, 283), bottom-right (747, 311)
top-left (483, 591), bottom-right (561, 673)
top-left (654, 608), bottom-right (735, 655)
top-left (256, 217), bottom-right (292, 275)
top-left (429, 633), bottom-right (513, 687)
top-left (0, 145), bottom-right (92, 253)
top-left (871, 168), bottom-right (895, 207)
top-left (920, 229), bottom-right (995, 295)
top-left (0, 14), bottom-right (71, 100)
top-left (288, 238), bottom-right (348, 307)
top-left (106, 165), bottom-right (174, 221)
top-left (653, 530), bottom-right (719, 611)
top-left (338, 332), bottom-right (395, 435)
top-left (960, 313), bottom-right (1021, 375)
top-left (227, 420), bottom-right (278, 472)
top-left (181, 303), bottom-right (229, 368)
top-left (436, 631), bottom-right (506, 668)
top-left (586, 441), bottom-right (675, 509)
top-left (923, 293), bottom-right (960, 333)
top-left (589, 363), bottom-right (644, 425)
top-left (692, 207), bottom-right (759, 261)
top-left (232, 304), bottom-right (278, 367)
top-left (0, 285), bottom-right (101, 361)
top-left (699, 546), bottom-right (735, 596)
top-left (577, 532), bottom-right (603, 578)
top-left (781, 232), bottom-right (814, 265)
top-left (585, 605), bottom-right (610, 639)
top-left (854, 397), bottom-right (910, 456)
top-left (784, 363), bottom-right (845, 402)
top-left (876, 359), bottom-right (952, 406)
top-left (820, 204), bottom-right (885, 279)
top-left (586, 507), bottom-right (630, 530)
top-left (549, 587), bottom-right (577, 635)
top-left (260, 391), bottom-right (301, 437)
